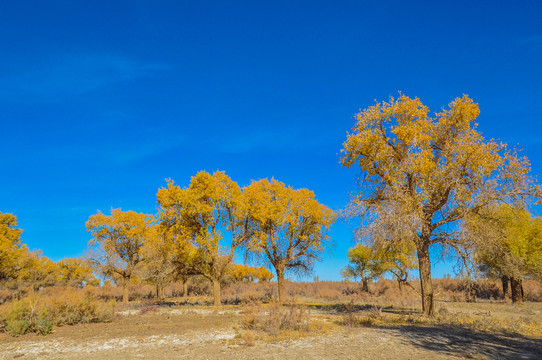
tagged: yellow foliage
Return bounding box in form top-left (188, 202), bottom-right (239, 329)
top-left (466, 205), bottom-right (542, 281)
top-left (230, 264), bottom-right (274, 282)
top-left (56, 258), bottom-right (97, 287)
top-left (157, 170), bottom-right (249, 304)
top-left (341, 93), bottom-right (540, 315)
top-left (0, 212), bottom-right (25, 282)
top-left (86, 209), bottom-right (154, 302)
top-left (244, 178), bottom-right (335, 301)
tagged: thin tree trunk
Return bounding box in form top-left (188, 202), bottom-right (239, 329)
top-left (464, 280), bottom-right (476, 303)
top-left (417, 241), bottom-right (434, 316)
top-left (510, 277), bottom-right (523, 304)
top-left (361, 278), bottom-right (369, 292)
top-left (501, 275), bottom-right (510, 300)
top-left (122, 278), bottom-right (129, 304)
top-left (183, 280), bottom-right (188, 298)
top-left (276, 267), bottom-right (285, 303)
top-left (156, 284), bottom-right (163, 299)
top-left (212, 279), bottom-right (221, 306)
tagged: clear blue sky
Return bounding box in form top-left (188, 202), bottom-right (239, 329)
top-left (1, 1), bottom-right (541, 281)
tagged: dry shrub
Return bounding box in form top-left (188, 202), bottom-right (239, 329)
top-left (241, 330), bottom-right (255, 346)
top-left (128, 283), bottom-right (155, 300)
top-left (523, 280), bottom-right (542, 302)
top-left (92, 283), bottom-right (123, 302)
top-left (242, 302), bottom-right (311, 340)
top-left (0, 289), bottom-right (14, 305)
top-left (222, 282), bottom-right (274, 304)
top-left (340, 300), bottom-right (383, 328)
top-left (0, 287), bottom-right (114, 336)
top-left (86, 277), bottom-right (542, 307)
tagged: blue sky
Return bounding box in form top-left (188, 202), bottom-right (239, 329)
top-left (1, 1), bottom-right (541, 281)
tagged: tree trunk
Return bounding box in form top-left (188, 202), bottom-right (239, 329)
top-left (417, 241), bottom-right (434, 316)
top-left (156, 284), bottom-right (163, 299)
top-left (212, 279), bottom-right (221, 306)
top-left (183, 281), bottom-right (188, 298)
top-left (464, 280), bottom-right (476, 303)
top-left (501, 275), bottom-right (510, 300)
top-left (361, 278), bottom-right (369, 292)
top-left (510, 277), bottom-right (523, 304)
top-left (122, 278), bottom-right (129, 304)
top-left (276, 267), bottom-right (285, 303)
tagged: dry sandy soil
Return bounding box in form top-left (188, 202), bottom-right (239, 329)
top-left (1, 307), bottom-right (542, 360)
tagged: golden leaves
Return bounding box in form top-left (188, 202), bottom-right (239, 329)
top-left (244, 178), bottom-right (335, 266)
top-left (86, 208), bottom-right (155, 267)
top-left (466, 204), bottom-right (542, 279)
top-left (341, 93), bottom-right (538, 221)
top-left (0, 212), bottom-right (26, 281)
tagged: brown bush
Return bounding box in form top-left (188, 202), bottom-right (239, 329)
top-left (0, 287), bottom-right (114, 336)
top-left (242, 302), bottom-right (311, 340)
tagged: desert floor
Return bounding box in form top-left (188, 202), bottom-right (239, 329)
top-left (2, 304), bottom-right (542, 360)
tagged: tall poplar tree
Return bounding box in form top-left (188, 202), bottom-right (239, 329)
top-left (157, 170), bottom-right (249, 306)
top-left (244, 178), bottom-right (334, 303)
top-left (341, 94), bottom-right (540, 315)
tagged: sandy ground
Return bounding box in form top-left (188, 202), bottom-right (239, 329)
top-left (1, 308), bottom-right (541, 360)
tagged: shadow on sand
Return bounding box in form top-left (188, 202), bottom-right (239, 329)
top-left (390, 325), bottom-right (542, 359)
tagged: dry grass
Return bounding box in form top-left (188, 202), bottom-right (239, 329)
top-left (239, 301), bottom-right (332, 342)
top-left (0, 287), bottom-right (115, 336)
top-left (331, 299), bottom-right (542, 338)
top-left (1, 278), bottom-right (541, 340)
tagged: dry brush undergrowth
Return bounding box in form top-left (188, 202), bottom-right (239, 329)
top-left (0, 287), bottom-right (115, 336)
top-left (337, 300), bottom-right (542, 338)
top-left (237, 301), bottom-right (332, 344)
top-left (1, 278), bottom-right (541, 339)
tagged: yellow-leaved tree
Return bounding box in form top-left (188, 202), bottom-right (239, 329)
top-left (86, 208), bottom-right (155, 303)
top-left (16, 252), bottom-right (58, 290)
top-left (0, 212), bottom-right (25, 284)
top-left (157, 171), bottom-right (249, 305)
top-left (244, 178), bottom-right (335, 303)
top-left (56, 257), bottom-right (99, 288)
top-left (341, 94), bottom-right (540, 315)
top-left (464, 204), bottom-right (542, 303)
top-left (342, 242), bottom-right (416, 292)
top-left (341, 244), bottom-right (389, 292)
top-left (229, 264), bottom-right (274, 283)
top-left (137, 224), bottom-right (197, 299)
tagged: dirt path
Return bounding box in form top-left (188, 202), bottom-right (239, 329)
top-left (1, 310), bottom-right (541, 359)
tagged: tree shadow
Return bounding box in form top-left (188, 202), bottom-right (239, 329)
top-left (391, 325), bottom-right (542, 359)
top-left (308, 303), bottom-right (420, 315)
top-left (308, 304), bottom-right (398, 314)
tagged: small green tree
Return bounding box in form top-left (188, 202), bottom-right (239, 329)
top-left (342, 242), bottom-right (417, 291)
top-left (341, 244), bottom-right (387, 291)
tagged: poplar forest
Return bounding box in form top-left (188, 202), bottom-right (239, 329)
top-left (1, 94), bottom-right (542, 359)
